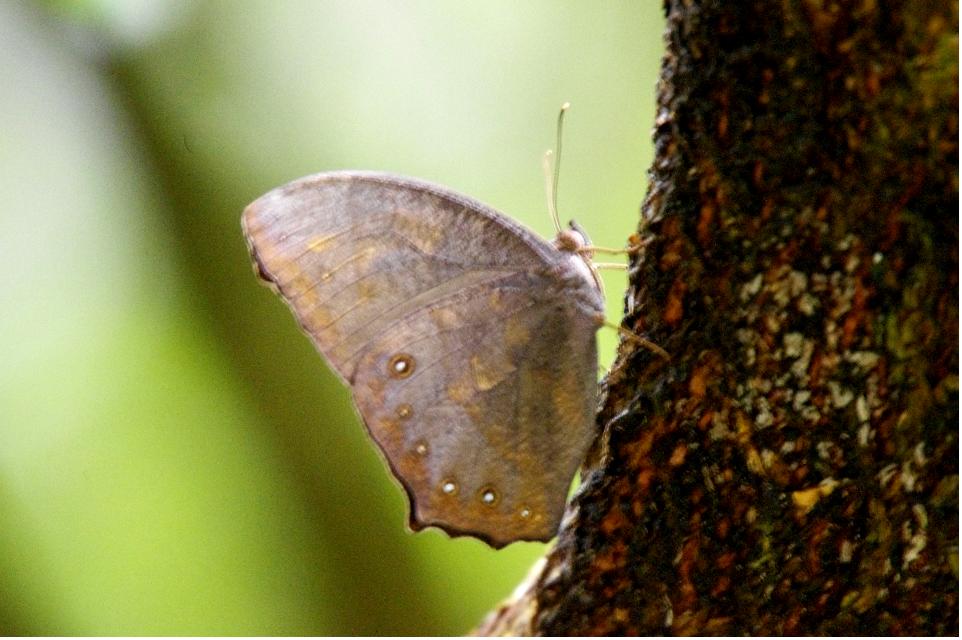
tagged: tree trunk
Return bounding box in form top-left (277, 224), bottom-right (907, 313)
top-left (477, 1), bottom-right (958, 635)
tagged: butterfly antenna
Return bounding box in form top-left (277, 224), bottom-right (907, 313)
top-left (551, 102), bottom-right (571, 227)
top-left (544, 102), bottom-right (570, 234)
top-left (553, 102), bottom-right (570, 232)
top-left (543, 150), bottom-right (559, 234)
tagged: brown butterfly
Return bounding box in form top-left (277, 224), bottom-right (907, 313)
top-left (242, 171), bottom-right (605, 548)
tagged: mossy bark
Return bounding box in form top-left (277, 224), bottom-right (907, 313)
top-left (478, 1), bottom-right (958, 635)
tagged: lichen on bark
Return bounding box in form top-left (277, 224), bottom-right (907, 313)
top-left (478, 1), bottom-right (957, 635)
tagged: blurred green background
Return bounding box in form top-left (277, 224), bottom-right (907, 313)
top-left (0, 1), bottom-right (664, 635)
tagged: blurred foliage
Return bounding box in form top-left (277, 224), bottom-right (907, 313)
top-left (0, 1), bottom-right (664, 634)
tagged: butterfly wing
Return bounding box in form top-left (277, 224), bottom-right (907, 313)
top-left (349, 269), bottom-right (602, 547)
top-left (243, 171), bottom-right (604, 546)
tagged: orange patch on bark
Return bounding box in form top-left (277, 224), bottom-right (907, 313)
top-left (842, 278), bottom-right (870, 348)
top-left (698, 411), bottom-right (714, 430)
top-left (663, 277), bottom-right (687, 326)
top-left (697, 202), bottom-right (715, 247)
top-left (676, 534), bottom-right (702, 610)
top-left (600, 505), bottom-right (632, 535)
top-left (689, 362), bottom-right (710, 397)
top-left (669, 443), bottom-right (688, 467)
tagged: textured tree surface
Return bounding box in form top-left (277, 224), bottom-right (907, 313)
top-left (478, 1), bottom-right (958, 635)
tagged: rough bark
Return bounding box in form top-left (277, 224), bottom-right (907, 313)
top-left (477, 0), bottom-right (958, 635)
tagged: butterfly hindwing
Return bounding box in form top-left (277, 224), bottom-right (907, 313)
top-left (350, 270), bottom-right (600, 547)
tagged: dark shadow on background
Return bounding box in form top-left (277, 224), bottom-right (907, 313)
top-left (95, 11), bottom-right (439, 634)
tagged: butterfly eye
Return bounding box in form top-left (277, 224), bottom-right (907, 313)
top-left (387, 353), bottom-right (415, 378)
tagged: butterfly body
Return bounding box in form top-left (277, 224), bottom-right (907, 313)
top-left (243, 171), bottom-right (604, 547)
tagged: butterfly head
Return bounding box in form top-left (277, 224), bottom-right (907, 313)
top-left (553, 220), bottom-right (603, 293)
top-left (553, 220), bottom-right (590, 253)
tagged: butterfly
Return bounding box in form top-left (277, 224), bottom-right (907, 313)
top-left (242, 171), bottom-right (605, 548)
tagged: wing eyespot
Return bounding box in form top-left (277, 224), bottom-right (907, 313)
top-left (440, 479), bottom-right (459, 495)
top-left (395, 403), bottom-right (414, 419)
top-left (478, 486), bottom-right (500, 507)
top-left (387, 353), bottom-right (415, 378)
